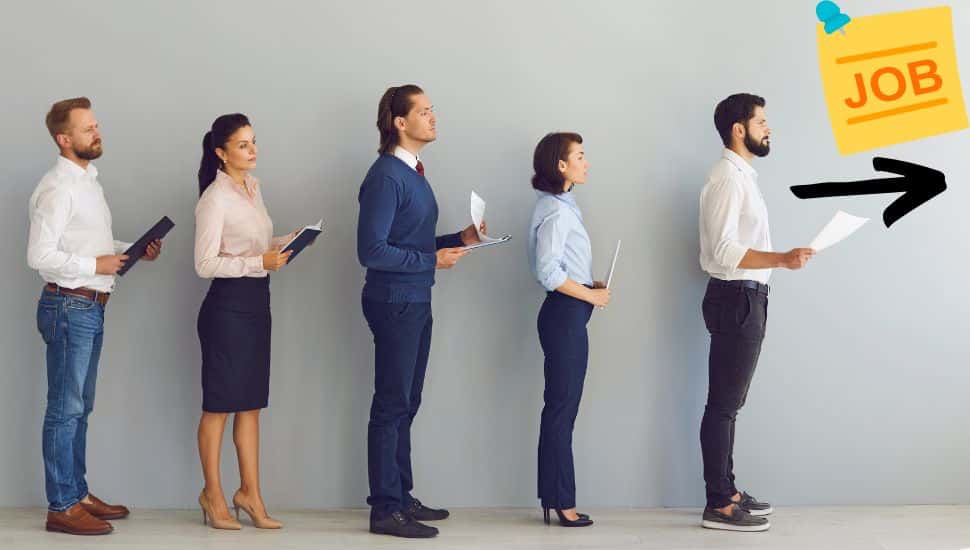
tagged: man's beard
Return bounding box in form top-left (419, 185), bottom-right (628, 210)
top-left (75, 140), bottom-right (103, 160)
top-left (745, 133), bottom-right (770, 157)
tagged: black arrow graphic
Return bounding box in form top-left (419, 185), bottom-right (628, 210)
top-left (790, 157), bottom-right (947, 228)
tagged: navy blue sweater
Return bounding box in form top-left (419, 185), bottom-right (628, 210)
top-left (357, 154), bottom-right (463, 303)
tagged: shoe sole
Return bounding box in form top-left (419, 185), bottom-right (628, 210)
top-left (701, 519), bottom-right (770, 532)
top-left (746, 507), bottom-right (773, 516)
top-left (369, 527), bottom-right (438, 539)
top-left (45, 523), bottom-right (113, 535)
top-left (93, 512), bottom-right (129, 520)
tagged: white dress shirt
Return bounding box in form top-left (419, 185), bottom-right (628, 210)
top-left (393, 146), bottom-right (420, 171)
top-left (27, 156), bottom-right (131, 293)
top-left (699, 149), bottom-right (773, 284)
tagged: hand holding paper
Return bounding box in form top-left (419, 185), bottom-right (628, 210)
top-left (810, 210), bottom-right (869, 252)
top-left (465, 191), bottom-right (511, 250)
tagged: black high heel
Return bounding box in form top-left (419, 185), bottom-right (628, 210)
top-left (542, 507), bottom-right (593, 527)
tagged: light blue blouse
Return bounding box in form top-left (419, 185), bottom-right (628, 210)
top-left (528, 190), bottom-right (594, 292)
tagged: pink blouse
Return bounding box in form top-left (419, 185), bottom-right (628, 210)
top-left (194, 170), bottom-right (295, 278)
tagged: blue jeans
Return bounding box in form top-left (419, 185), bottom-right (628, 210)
top-left (36, 289), bottom-right (105, 512)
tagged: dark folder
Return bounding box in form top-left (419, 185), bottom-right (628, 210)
top-left (119, 216), bottom-right (175, 276)
top-left (281, 220), bottom-right (324, 263)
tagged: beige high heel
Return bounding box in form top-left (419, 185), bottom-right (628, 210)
top-left (198, 490), bottom-right (242, 530)
top-left (232, 491), bottom-right (282, 529)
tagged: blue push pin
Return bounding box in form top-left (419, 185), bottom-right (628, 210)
top-left (817, 1), bottom-right (851, 35)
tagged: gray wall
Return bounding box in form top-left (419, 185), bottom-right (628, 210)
top-left (1, 0), bottom-right (968, 509)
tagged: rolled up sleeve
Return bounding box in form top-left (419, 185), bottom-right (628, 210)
top-left (534, 212), bottom-right (569, 291)
top-left (702, 178), bottom-right (749, 271)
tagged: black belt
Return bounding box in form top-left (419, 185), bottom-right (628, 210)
top-left (708, 278), bottom-right (769, 295)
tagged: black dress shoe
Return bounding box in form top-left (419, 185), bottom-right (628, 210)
top-left (370, 511), bottom-right (438, 538)
top-left (542, 507), bottom-right (593, 527)
top-left (405, 498), bottom-right (449, 521)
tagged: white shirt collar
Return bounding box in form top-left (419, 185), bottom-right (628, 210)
top-left (56, 155), bottom-right (98, 180)
top-left (393, 146), bottom-right (420, 171)
top-left (721, 148), bottom-right (757, 179)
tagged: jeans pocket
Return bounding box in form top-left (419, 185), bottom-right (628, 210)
top-left (66, 297), bottom-right (96, 310)
top-left (762, 297), bottom-right (769, 333)
top-left (734, 291), bottom-right (753, 327)
top-left (36, 304), bottom-right (58, 344)
top-left (702, 297), bottom-right (722, 333)
top-left (388, 302), bottom-right (411, 320)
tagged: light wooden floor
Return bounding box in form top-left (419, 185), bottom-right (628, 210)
top-left (1, 506), bottom-right (968, 549)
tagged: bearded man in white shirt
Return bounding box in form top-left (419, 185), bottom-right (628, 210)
top-left (697, 93), bottom-right (815, 532)
top-left (27, 97), bottom-right (161, 536)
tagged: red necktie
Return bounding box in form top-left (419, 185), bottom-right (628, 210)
top-left (416, 160), bottom-right (425, 177)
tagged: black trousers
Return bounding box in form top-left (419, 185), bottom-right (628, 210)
top-left (536, 290), bottom-right (594, 509)
top-left (700, 278), bottom-right (768, 508)
top-left (362, 298), bottom-right (433, 519)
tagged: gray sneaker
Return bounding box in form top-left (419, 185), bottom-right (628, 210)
top-left (738, 492), bottom-right (773, 516)
top-left (701, 505), bottom-right (770, 532)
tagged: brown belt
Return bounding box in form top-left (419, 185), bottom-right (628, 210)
top-left (44, 283), bottom-right (110, 306)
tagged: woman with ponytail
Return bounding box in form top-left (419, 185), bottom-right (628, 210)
top-left (193, 113), bottom-right (296, 531)
top-left (527, 132), bottom-right (610, 528)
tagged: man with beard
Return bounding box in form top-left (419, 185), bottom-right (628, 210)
top-left (697, 93), bottom-right (814, 532)
top-left (27, 97), bottom-right (161, 535)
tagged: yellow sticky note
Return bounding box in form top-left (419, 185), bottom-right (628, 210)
top-left (817, 6), bottom-right (968, 155)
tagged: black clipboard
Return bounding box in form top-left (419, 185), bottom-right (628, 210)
top-left (119, 216), bottom-right (175, 276)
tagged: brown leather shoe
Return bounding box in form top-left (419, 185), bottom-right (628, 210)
top-left (46, 503), bottom-right (113, 535)
top-left (80, 494), bottom-right (130, 520)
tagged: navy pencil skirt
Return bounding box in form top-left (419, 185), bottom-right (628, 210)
top-left (197, 276), bottom-right (271, 413)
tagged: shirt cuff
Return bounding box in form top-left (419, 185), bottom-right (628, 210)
top-left (719, 243), bottom-right (750, 271)
top-left (80, 257), bottom-right (98, 277)
top-left (247, 255), bottom-right (265, 275)
top-left (114, 241), bottom-right (134, 254)
top-left (541, 269), bottom-right (568, 292)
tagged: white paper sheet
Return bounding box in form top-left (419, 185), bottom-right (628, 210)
top-left (467, 191), bottom-right (511, 249)
top-left (810, 211), bottom-right (868, 252)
